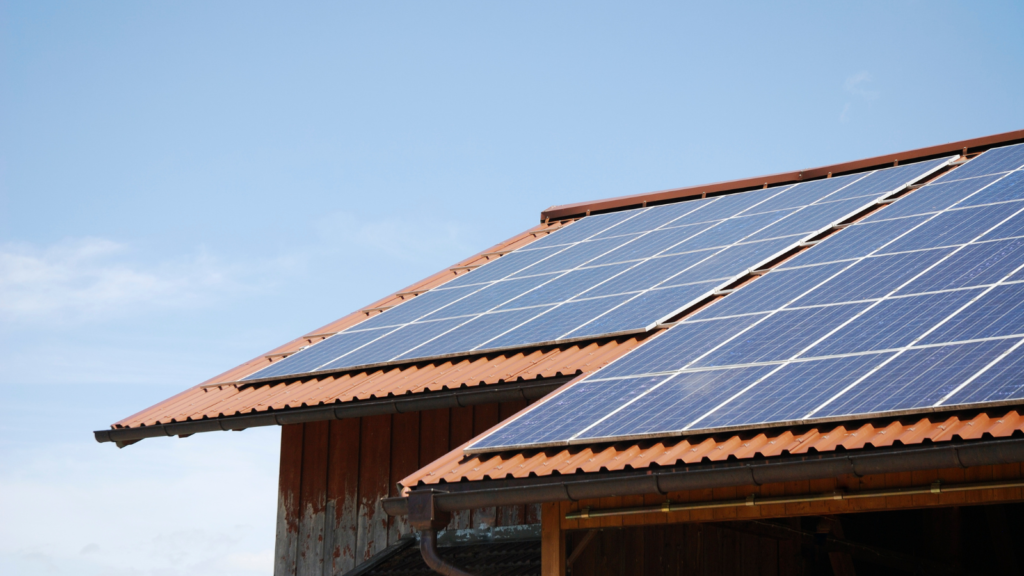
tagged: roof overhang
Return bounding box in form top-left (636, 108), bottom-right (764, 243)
top-left (95, 375), bottom-right (571, 447)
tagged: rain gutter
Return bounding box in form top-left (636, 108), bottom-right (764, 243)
top-left (382, 436), bottom-right (1024, 517)
top-left (93, 376), bottom-right (571, 447)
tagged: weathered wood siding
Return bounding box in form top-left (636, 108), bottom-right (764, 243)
top-left (274, 401), bottom-right (537, 576)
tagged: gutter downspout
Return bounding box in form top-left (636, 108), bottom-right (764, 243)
top-left (408, 490), bottom-right (477, 576)
top-left (419, 529), bottom-right (475, 576)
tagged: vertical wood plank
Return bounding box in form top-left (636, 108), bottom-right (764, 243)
top-left (275, 424), bottom-right (304, 576)
top-left (448, 406), bottom-right (474, 530)
top-left (418, 407), bottom-right (451, 467)
top-left (388, 411), bottom-right (420, 544)
top-left (325, 418), bottom-right (360, 576)
top-left (297, 421), bottom-right (330, 576)
top-left (356, 414), bottom-right (392, 563)
top-left (470, 403), bottom-right (500, 530)
top-left (541, 502), bottom-right (566, 576)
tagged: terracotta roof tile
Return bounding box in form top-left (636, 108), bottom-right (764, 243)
top-left (400, 410), bottom-right (1024, 491)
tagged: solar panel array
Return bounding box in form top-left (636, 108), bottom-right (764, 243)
top-left (243, 156), bottom-right (952, 382)
top-left (470, 143), bottom-right (1024, 452)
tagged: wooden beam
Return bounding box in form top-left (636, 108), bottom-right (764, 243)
top-left (542, 501), bottom-right (566, 576)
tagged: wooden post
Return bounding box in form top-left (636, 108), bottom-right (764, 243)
top-left (542, 502), bottom-right (566, 576)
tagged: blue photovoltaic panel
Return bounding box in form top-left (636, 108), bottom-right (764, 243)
top-left (678, 237), bottom-right (797, 283)
top-left (469, 376), bottom-right (668, 450)
top-left (563, 282), bottom-right (722, 339)
top-left (248, 327), bottom-right (396, 380)
top-left (945, 344), bottom-right (1024, 405)
top-left (919, 283), bottom-right (1024, 345)
top-left (468, 146), bottom-right (1024, 452)
top-left (803, 290), bottom-right (982, 356)
top-left (879, 204), bottom-right (1017, 253)
top-left (795, 248), bottom-right (955, 306)
top-left (695, 354), bottom-right (893, 429)
top-left (778, 215), bottom-right (930, 268)
top-left (583, 251), bottom-right (720, 297)
top-left (814, 339), bottom-right (1016, 417)
top-left (743, 198), bottom-right (869, 242)
top-left (483, 295), bottom-right (633, 349)
top-left (245, 155), bottom-right (955, 383)
top-left (320, 318), bottom-right (466, 370)
top-left (597, 314), bottom-right (768, 379)
top-left (826, 158), bottom-right (952, 201)
top-left (861, 174), bottom-right (1003, 222)
top-left (393, 307), bottom-right (550, 361)
top-left (980, 206), bottom-right (1024, 241)
top-left (691, 262), bottom-right (849, 320)
top-left (896, 238), bottom-right (1024, 294)
top-left (752, 174), bottom-right (863, 212)
top-left (691, 303), bottom-right (870, 368)
top-left (957, 170), bottom-right (1024, 207)
top-left (575, 366), bottom-right (776, 440)
top-left (931, 143), bottom-right (1024, 182)
top-left (494, 264), bottom-right (632, 309)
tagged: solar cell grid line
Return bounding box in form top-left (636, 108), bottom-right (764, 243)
top-left (940, 338), bottom-right (1024, 406)
top-left (931, 142), bottom-right (1024, 182)
top-left (812, 339), bottom-right (1019, 418)
top-left (861, 174), bottom-right (1007, 223)
top-left (957, 170), bottom-right (1024, 208)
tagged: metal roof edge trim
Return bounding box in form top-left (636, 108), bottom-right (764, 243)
top-left (381, 436), bottom-right (1024, 517)
top-left (540, 128), bottom-right (1024, 221)
top-left (95, 375), bottom-right (572, 446)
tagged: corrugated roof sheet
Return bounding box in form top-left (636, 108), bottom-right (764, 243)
top-left (400, 409), bottom-right (1024, 490)
top-left (113, 334), bottom-right (647, 429)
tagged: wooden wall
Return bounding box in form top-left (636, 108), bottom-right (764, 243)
top-left (273, 402), bottom-right (541, 576)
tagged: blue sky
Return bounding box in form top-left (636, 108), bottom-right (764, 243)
top-left (1, 2), bottom-right (1022, 574)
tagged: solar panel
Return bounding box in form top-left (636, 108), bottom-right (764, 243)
top-left (469, 144), bottom-right (1024, 452)
top-left (244, 155), bottom-right (954, 383)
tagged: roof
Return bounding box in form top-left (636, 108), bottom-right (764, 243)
top-left (400, 408), bottom-right (1024, 489)
top-left (99, 128), bottom-right (1024, 444)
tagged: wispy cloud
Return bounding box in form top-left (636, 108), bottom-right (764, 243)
top-left (0, 238), bottom-right (251, 323)
top-left (839, 71), bottom-right (880, 123)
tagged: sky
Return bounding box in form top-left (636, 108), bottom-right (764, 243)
top-left (1, 1), bottom-right (1022, 575)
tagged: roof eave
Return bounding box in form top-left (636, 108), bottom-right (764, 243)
top-left (94, 375), bottom-right (572, 446)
